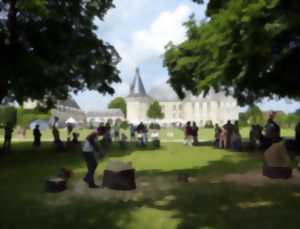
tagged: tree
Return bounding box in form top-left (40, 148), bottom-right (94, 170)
top-left (0, 106), bottom-right (17, 127)
top-left (295, 109), bottom-right (300, 115)
top-left (164, 0), bottom-right (300, 105)
top-left (246, 105), bottom-right (264, 125)
top-left (108, 97), bottom-right (127, 117)
top-left (147, 101), bottom-right (164, 120)
top-left (0, 0), bottom-right (120, 105)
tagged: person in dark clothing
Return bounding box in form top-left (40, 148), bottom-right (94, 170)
top-left (3, 122), bottom-right (13, 154)
top-left (223, 121), bottom-right (234, 148)
top-left (71, 132), bottom-right (79, 144)
top-left (214, 124), bottom-right (222, 148)
top-left (33, 125), bottom-right (42, 147)
top-left (192, 122), bottom-right (199, 145)
top-left (184, 122), bottom-right (193, 146)
top-left (82, 127), bottom-right (105, 188)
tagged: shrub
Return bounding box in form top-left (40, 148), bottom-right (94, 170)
top-left (120, 121), bottom-right (129, 130)
top-left (0, 106), bottom-right (17, 128)
top-left (149, 123), bottom-right (161, 130)
top-left (204, 120), bottom-right (214, 128)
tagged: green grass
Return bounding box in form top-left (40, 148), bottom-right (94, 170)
top-left (1, 142), bottom-right (300, 229)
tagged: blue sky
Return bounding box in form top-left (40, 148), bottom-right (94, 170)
top-left (74, 0), bottom-right (300, 113)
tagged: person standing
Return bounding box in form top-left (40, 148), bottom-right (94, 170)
top-left (192, 122), bottom-right (199, 145)
top-left (223, 120), bottom-right (234, 148)
top-left (33, 125), bottom-right (42, 147)
top-left (184, 122), bottom-right (193, 146)
top-left (214, 124), bottom-right (222, 148)
top-left (52, 116), bottom-right (63, 150)
top-left (3, 122), bottom-right (13, 154)
top-left (82, 127), bottom-right (104, 188)
top-left (130, 124), bottom-right (136, 142)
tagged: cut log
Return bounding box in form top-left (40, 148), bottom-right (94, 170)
top-left (46, 177), bottom-right (67, 193)
top-left (102, 169), bottom-right (136, 190)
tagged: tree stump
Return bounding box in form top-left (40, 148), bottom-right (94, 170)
top-left (46, 177), bottom-right (67, 193)
top-left (102, 161), bottom-right (136, 190)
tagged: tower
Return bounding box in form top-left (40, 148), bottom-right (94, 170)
top-left (126, 68), bottom-right (153, 124)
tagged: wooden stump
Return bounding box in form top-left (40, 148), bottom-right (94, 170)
top-left (263, 165), bottom-right (292, 179)
top-left (102, 169), bottom-right (136, 190)
top-left (46, 177), bottom-right (67, 193)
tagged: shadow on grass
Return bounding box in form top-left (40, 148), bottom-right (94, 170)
top-left (1, 142), bottom-right (300, 229)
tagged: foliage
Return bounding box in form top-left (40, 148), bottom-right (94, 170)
top-left (164, 0), bottom-right (300, 105)
top-left (238, 112), bottom-right (248, 127)
top-left (274, 113), bottom-right (300, 128)
top-left (0, 0), bottom-right (120, 105)
top-left (108, 97), bottom-right (127, 117)
top-left (120, 121), bottom-right (129, 130)
top-left (0, 106), bottom-right (17, 127)
top-left (245, 105), bottom-right (264, 125)
top-left (147, 101), bottom-right (164, 120)
top-left (295, 108), bottom-right (300, 115)
top-left (204, 120), bottom-right (214, 128)
top-left (149, 123), bottom-right (161, 130)
top-left (17, 108), bottom-right (51, 128)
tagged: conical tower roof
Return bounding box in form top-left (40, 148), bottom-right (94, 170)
top-left (129, 68), bottom-right (147, 97)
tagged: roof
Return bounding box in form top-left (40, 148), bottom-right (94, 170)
top-left (128, 68), bottom-right (147, 97)
top-left (87, 109), bottom-right (124, 118)
top-left (57, 97), bottom-right (81, 110)
top-left (149, 85), bottom-right (235, 103)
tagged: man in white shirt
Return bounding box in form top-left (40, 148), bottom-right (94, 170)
top-left (82, 127), bottom-right (104, 188)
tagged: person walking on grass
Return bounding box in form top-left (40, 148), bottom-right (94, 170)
top-left (82, 127), bottom-right (105, 188)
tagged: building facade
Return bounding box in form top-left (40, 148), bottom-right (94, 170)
top-left (126, 68), bottom-right (240, 126)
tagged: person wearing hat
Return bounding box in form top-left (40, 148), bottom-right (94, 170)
top-left (82, 127), bottom-right (105, 188)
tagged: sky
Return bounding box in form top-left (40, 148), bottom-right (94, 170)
top-left (74, 0), bottom-right (300, 113)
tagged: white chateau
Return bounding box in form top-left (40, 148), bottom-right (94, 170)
top-left (126, 68), bottom-right (240, 126)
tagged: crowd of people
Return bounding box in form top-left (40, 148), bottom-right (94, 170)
top-left (2, 114), bottom-right (300, 184)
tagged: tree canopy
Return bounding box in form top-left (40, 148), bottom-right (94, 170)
top-left (147, 101), bottom-right (164, 120)
top-left (0, 0), bottom-right (120, 106)
top-left (164, 0), bottom-right (300, 105)
top-left (108, 97), bottom-right (127, 117)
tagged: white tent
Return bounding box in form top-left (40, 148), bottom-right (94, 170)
top-left (65, 117), bottom-right (77, 124)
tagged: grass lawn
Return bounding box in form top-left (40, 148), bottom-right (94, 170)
top-left (1, 142), bottom-right (300, 229)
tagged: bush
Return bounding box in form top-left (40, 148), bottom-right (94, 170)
top-left (204, 120), bottom-right (214, 128)
top-left (120, 121), bottom-right (129, 130)
top-left (17, 108), bottom-right (51, 128)
top-left (0, 106), bottom-right (17, 128)
top-left (149, 123), bottom-right (161, 130)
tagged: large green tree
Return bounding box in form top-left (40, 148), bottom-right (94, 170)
top-left (108, 97), bottom-right (127, 117)
top-left (147, 101), bottom-right (164, 120)
top-left (0, 0), bottom-right (120, 106)
top-left (164, 0), bottom-right (300, 105)
top-left (246, 105), bottom-right (264, 125)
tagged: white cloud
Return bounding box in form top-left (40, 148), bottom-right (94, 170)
top-left (134, 5), bottom-right (191, 54)
top-left (116, 4), bottom-right (192, 69)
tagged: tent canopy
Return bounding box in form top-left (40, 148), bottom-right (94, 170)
top-left (65, 117), bottom-right (78, 124)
